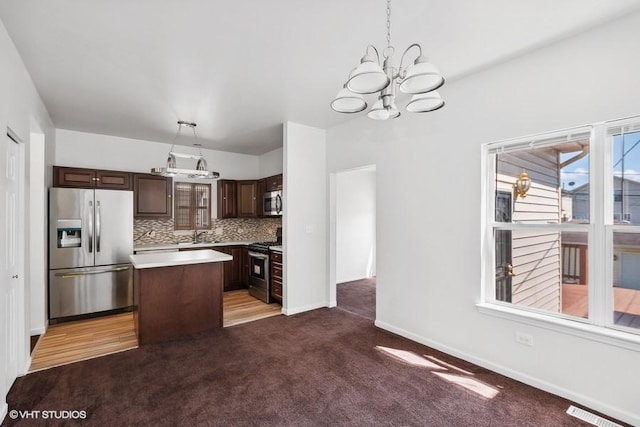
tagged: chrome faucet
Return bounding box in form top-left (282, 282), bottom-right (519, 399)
top-left (193, 230), bottom-right (207, 243)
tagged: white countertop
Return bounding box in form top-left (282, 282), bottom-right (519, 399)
top-left (134, 240), bottom-right (255, 252)
top-left (269, 246), bottom-right (283, 252)
top-left (130, 249), bottom-right (232, 269)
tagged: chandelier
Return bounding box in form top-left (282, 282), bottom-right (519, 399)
top-left (150, 121), bottom-right (220, 179)
top-left (331, 0), bottom-right (445, 120)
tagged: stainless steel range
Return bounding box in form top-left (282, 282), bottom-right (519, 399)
top-left (247, 241), bottom-right (279, 303)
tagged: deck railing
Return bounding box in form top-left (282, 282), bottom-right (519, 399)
top-left (562, 243), bottom-right (588, 284)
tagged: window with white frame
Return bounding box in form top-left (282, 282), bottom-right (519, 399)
top-left (483, 117), bottom-right (640, 337)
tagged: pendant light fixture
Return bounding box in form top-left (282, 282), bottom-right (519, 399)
top-left (331, 0), bottom-right (445, 120)
top-left (150, 121), bottom-right (220, 179)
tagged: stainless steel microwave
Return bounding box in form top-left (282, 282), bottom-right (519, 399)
top-left (264, 190), bottom-right (282, 216)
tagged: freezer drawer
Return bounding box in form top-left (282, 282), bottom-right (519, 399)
top-left (49, 264), bottom-right (133, 319)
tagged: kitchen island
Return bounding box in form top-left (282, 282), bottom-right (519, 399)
top-left (129, 249), bottom-right (232, 345)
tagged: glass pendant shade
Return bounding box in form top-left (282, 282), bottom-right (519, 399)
top-left (330, 87), bottom-right (367, 113)
top-left (399, 56), bottom-right (445, 94)
top-left (406, 91), bottom-right (445, 113)
top-left (196, 157), bottom-right (207, 171)
top-left (367, 98), bottom-right (390, 120)
top-left (159, 153), bottom-right (176, 176)
top-left (189, 157), bottom-right (209, 179)
top-left (167, 153), bottom-right (176, 169)
top-left (347, 61), bottom-right (390, 94)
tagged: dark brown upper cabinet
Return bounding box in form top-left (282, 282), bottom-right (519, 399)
top-left (54, 166), bottom-right (132, 190)
top-left (217, 180), bottom-right (237, 218)
top-left (237, 180), bottom-right (258, 217)
top-left (257, 179), bottom-right (266, 216)
top-left (265, 174), bottom-right (283, 192)
top-left (133, 173), bottom-right (172, 219)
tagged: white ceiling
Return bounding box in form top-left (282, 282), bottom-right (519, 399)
top-left (1, 0), bottom-right (639, 155)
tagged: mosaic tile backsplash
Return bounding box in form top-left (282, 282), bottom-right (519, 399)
top-left (133, 217), bottom-right (282, 245)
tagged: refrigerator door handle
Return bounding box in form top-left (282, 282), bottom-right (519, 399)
top-left (54, 266), bottom-right (130, 278)
top-left (88, 200), bottom-right (93, 253)
top-left (96, 200), bottom-right (101, 252)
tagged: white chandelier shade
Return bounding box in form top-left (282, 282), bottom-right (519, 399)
top-left (346, 55), bottom-right (390, 94)
top-left (406, 91), bottom-right (445, 113)
top-left (330, 86), bottom-right (368, 113)
top-left (398, 56), bottom-right (445, 94)
top-left (368, 98), bottom-right (400, 120)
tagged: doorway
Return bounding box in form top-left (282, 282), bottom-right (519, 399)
top-left (2, 131), bottom-right (27, 395)
top-left (330, 165), bottom-right (376, 320)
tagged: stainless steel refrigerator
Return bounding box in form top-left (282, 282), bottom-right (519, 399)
top-left (49, 187), bottom-right (133, 320)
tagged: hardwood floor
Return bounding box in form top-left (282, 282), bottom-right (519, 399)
top-left (29, 312), bottom-right (137, 373)
top-left (223, 290), bottom-right (282, 327)
top-left (29, 290), bottom-right (281, 372)
top-left (562, 283), bottom-right (640, 328)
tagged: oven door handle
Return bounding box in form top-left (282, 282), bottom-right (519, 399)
top-left (248, 251), bottom-right (269, 259)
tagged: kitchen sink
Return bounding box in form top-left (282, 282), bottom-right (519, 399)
top-left (175, 240), bottom-right (222, 246)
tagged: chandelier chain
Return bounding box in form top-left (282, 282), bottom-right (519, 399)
top-left (386, 0), bottom-right (391, 48)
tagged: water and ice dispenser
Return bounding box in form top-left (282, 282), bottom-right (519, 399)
top-left (56, 219), bottom-right (82, 248)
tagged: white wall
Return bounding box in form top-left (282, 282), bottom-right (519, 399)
top-left (325, 12), bottom-right (640, 426)
top-left (336, 166), bottom-right (376, 283)
top-left (55, 129), bottom-right (260, 179)
top-left (28, 127), bottom-right (47, 334)
top-left (283, 122), bottom-right (327, 314)
top-left (0, 16), bottom-right (55, 423)
top-left (258, 147), bottom-right (283, 178)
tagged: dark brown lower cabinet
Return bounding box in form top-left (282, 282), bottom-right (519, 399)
top-left (271, 250), bottom-right (282, 302)
top-left (133, 262), bottom-right (223, 345)
top-left (218, 246), bottom-right (248, 291)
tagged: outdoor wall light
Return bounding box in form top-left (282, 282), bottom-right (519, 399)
top-left (514, 170), bottom-right (531, 200)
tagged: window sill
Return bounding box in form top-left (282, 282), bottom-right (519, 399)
top-left (476, 302), bottom-right (640, 352)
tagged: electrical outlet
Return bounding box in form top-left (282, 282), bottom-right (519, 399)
top-left (515, 332), bottom-right (533, 346)
top-left (214, 227), bottom-right (223, 236)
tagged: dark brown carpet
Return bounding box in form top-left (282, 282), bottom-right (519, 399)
top-left (29, 336), bottom-right (39, 355)
top-left (337, 278), bottom-right (376, 320)
top-left (3, 308), bottom-right (616, 426)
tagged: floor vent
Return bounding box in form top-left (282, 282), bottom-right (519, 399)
top-left (566, 405), bottom-right (622, 427)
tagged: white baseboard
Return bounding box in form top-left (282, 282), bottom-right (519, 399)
top-left (21, 356), bottom-right (32, 376)
top-left (30, 326), bottom-right (46, 335)
top-left (30, 318), bottom-right (48, 336)
top-left (282, 301), bottom-right (327, 316)
top-left (374, 320), bottom-right (639, 427)
top-left (337, 276), bottom-right (371, 284)
top-left (0, 401), bottom-right (7, 425)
